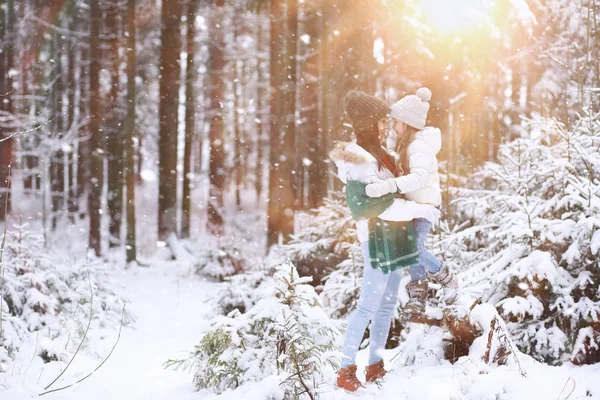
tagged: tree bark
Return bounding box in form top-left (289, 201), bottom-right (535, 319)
top-left (77, 1), bottom-right (90, 218)
top-left (125, 0), bottom-right (137, 263)
top-left (206, 3), bottom-right (226, 236)
top-left (255, 14), bottom-right (267, 203)
top-left (302, 1), bottom-right (326, 209)
top-left (0, 0), bottom-right (15, 220)
top-left (88, 0), bottom-right (103, 256)
top-left (107, 2), bottom-right (124, 247)
top-left (279, 0), bottom-right (298, 234)
top-left (50, 30), bottom-right (65, 230)
top-left (67, 0), bottom-right (78, 222)
top-left (182, 0), bottom-right (198, 239)
top-left (267, 0), bottom-right (285, 248)
top-left (158, 0), bottom-right (182, 240)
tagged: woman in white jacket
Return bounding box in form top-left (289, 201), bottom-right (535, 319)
top-left (365, 88), bottom-right (458, 315)
top-left (329, 91), bottom-right (440, 392)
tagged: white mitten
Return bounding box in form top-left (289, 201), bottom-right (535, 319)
top-left (365, 178), bottom-right (397, 198)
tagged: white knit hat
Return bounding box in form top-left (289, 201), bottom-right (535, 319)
top-left (390, 88), bottom-right (432, 130)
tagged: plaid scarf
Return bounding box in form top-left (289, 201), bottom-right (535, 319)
top-left (346, 181), bottom-right (419, 273)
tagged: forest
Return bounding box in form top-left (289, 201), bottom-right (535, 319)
top-left (0, 0), bottom-right (599, 399)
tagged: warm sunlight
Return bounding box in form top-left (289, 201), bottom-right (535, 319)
top-left (416, 0), bottom-right (494, 33)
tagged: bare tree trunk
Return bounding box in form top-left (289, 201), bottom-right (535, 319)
top-left (125, 0), bottom-right (137, 263)
top-left (207, 3), bottom-right (226, 236)
top-left (88, 0), bottom-right (103, 256)
top-left (267, 0), bottom-right (285, 248)
top-left (0, 0), bottom-right (15, 220)
top-left (158, 0), bottom-right (182, 240)
top-left (302, 1), bottom-right (326, 209)
top-left (233, 33), bottom-right (242, 209)
top-left (50, 29), bottom-right (66, 230)
top-left (107, 2), bottom-right (124, 247)
top-left (66, 0), bottom-right (78, 223)
top-left (182, 0), bottom-right (197, 239)
top-left (77, 2), bottom-right (90, 219)
top-left (255, 13), bottom-right (267, 203)
top-left (280, 0), bottom-right (298, 231)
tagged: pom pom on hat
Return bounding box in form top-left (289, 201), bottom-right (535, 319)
top-left (416, 87), bottom-right (432, 102)
top-left (390, 87), bottom-right (432, 130)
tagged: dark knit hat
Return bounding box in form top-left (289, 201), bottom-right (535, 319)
top-left (344, 90), bottom-right (391, 131)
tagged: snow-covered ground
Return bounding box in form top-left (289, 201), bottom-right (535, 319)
top-left (1, 252), bottom-right (222, 400)
top-left (3, 247), bottom-right (600, 399)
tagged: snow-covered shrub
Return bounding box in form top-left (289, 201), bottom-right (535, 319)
top-left (210, 268), bottom-right (273, 316)
top-left (166, 262), bottom-right (343, 398)
top-left (0, 222), bottom-right (128, 371)
top-left (319, 244), bottom-right (364, 319)
top-left (191, 244), bottom-right (246, 281)
top-left (270, 195), bottom-right (357, 287)
top-left (444, 111), bottom-right (600, 364)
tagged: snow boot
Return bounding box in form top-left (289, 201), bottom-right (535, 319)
top-left (365, 359), bottom-right (387, 383)
top-left (336, 365), bottom-right (364, 392)
top-left (405, 280), bottom-right (428, 316)
top-left (428, 263), bottom-right (459, 304)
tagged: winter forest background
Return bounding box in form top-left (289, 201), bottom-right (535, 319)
top-left (0, 0), bottom-right (600, 399)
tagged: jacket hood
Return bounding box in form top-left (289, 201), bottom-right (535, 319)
top-left (329, 142), bottom-right (378, 184)
top-left (413, 127), bottom-right (442, 155)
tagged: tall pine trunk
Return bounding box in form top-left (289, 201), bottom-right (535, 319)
top-left (158, 0), bottom-right (182, 240)
top-left (107, 4), bottom-right (124, 247)
top-left (255, 14), bottom-right (267, 203)
top-left (77, 2), bottom-right (90, 219)
top-left (88, 0), bottom-right (103, 256)
top-left (302, 1), bottom-right (326, 209)
top-left (267, 0), bottom-right (285, 247)
top-left (66, 0), bottom-right (78, 222)
top-left (233, 23), bottom-right (242, 210)
top-left (0, 0), bottom-right (15, 220)
top-left (206, 3), bottom-right (226, 236)
top-left (125, 0), bottom-right (137, 263)
top-left (182, 0), bottom-right (198, 239)
top-left (280, 0), bottom-right (297, 226)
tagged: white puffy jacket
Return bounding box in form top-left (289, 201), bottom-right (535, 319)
top-left (393, 127), bottom-right (442, 206)
top-left (329, 141), bottom-right (440, 242)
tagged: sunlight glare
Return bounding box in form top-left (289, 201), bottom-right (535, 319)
top-left (417, 0), bottom-right (493, 33)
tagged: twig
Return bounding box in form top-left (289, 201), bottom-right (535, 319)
top-left (0, 164), bottom-right (12, 338)
top-left (43, 274), bottom-right (94, 390)
top-left (497, 331), bottom-right (527, 377)
top-left (469, 298), bottom-right (482, 312)
top-left (39, 304), bottom-right (126, 397)
top-left (556, 376), bottom-right (576, 400)
top-left (483, 317), bottom-right (497, 364)
top-left (0, 118), bottom-right (55, 144)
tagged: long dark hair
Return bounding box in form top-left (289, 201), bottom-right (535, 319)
top-left (396, 125), bottom-right (419, 175)
top-left (356, 123), bottom-right (399, 176)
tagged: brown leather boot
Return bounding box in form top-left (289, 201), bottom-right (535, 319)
top-left (336, 365), bottom-right (364, 392)
top-left (365, 359), bottom-right (387, 382)
top-left (405, 280), bottom-right (428, 315)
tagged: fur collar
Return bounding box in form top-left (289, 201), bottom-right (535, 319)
top-left (329, 141), bottom-right (370, 164)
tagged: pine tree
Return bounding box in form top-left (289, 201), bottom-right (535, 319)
top-left (124, 0), bottom-right (137, 263)
top-left (88, 0), bottom-right (103, 256)
top-left (207, 2), bottom-right (226, 236)
top-left (158, 0), bottom-right (182, 240)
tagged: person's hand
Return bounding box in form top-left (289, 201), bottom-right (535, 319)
top-left (365, 178), bottom-right (397, 198)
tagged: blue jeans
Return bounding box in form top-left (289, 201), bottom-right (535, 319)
top-left (341, 242), bottom-right (403, 368)
top-left (409, 218), bottom-right (442, 281)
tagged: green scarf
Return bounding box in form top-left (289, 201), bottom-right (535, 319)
top-left (346, 181), bottom-right (419, 274)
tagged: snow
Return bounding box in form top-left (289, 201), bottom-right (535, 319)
top-left (2, 244), bottom-right (600, 399)
top-left (1, 255), bottom-right (221, 400)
